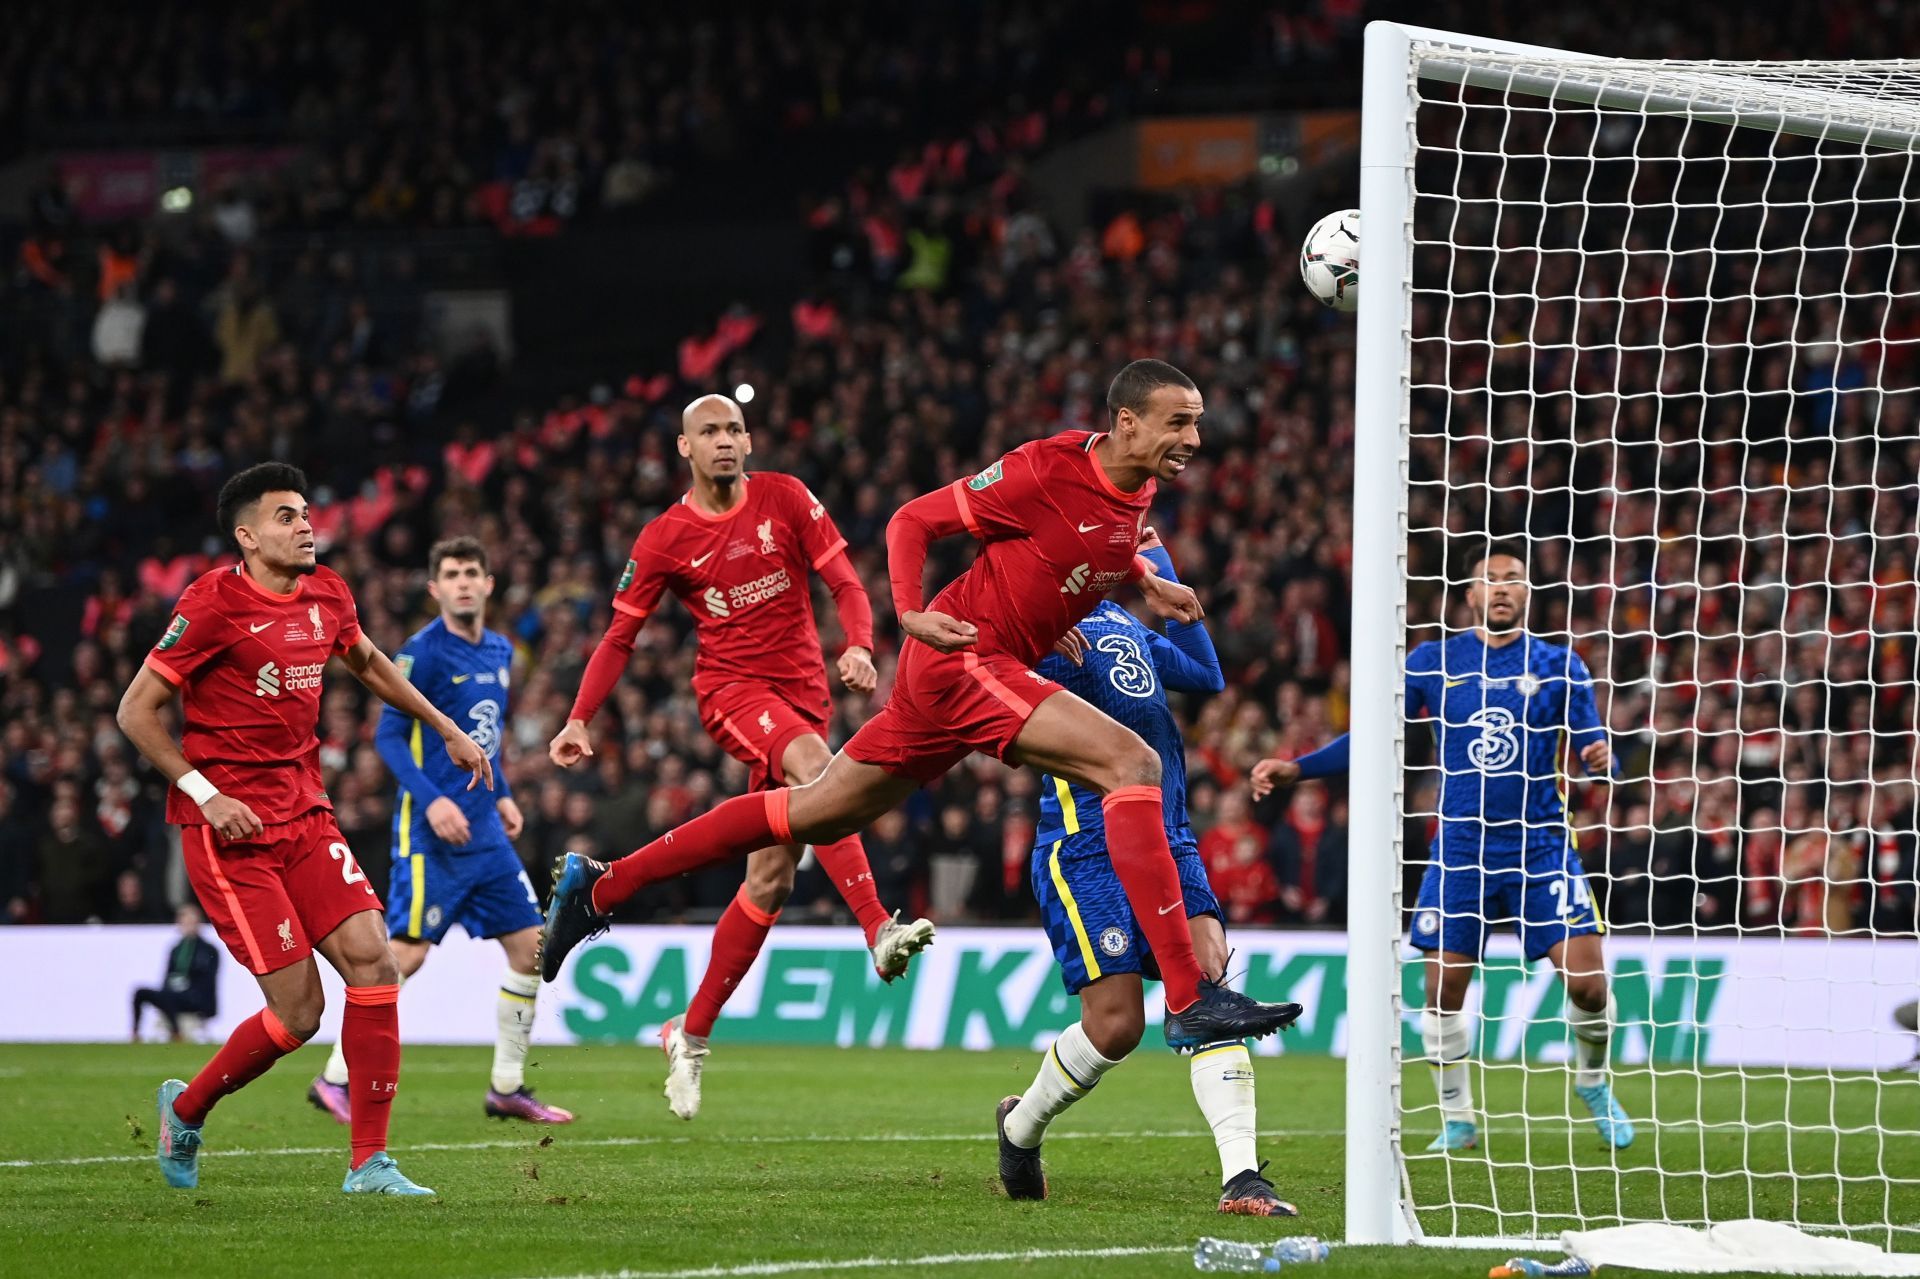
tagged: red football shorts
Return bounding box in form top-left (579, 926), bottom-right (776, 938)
top-left (699, 682), bottom-right (830, 792)
top-left (181, 808), bottom-right (382, 976)
top-left (845, 644), bottom-right (1064, 783)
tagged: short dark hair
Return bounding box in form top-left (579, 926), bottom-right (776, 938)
top-left (429, 535), bottom-right (489, 576)
top-left (216, 463), bottom-right (309, 543)
top-left (1107, 359), bottom-right (1198, 424)
top-left (1468, 539), bottom-right (1529, 579)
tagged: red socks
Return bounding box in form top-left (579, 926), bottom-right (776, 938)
top-left (813, 833), bottom-right (890, 946)
top-left (684, 885), bottom-right (780, 1038)
top-left (341, 983), bottom-right (401, 1169)
top-left (1102, 786), bottom-right (1202, 1012)
top-left (174, 1007), bottom-right (304, 1125)
top-left (594, 790), bottom-right (791, 913)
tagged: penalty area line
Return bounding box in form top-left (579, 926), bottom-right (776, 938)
top-left (517, 1244), bottom-right (1190, 1279)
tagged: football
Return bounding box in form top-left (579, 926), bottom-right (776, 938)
top-left (1300, 208), bottom-right (1360, 312)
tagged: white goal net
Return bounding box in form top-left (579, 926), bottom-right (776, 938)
top-left (1347, 24), bottom-right (1920, 1251)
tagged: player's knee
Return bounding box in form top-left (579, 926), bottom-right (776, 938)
top-left (1563, 971), bottom-right (1608, 1013)
top-left (270, 992), bottom-right (324, 1042)
top-left (744, 858), bottom-right (796, 914)
top-left (780, 737), bottom-right (832, 786)
top-left (1089, 735), bottom-right (1161, 795)
top-left (1085, 1009), bottom-right (1143, 1060)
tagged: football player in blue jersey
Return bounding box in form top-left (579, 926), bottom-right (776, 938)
top-left (995, 528), bottom-right (1302, 1215)
top-left (1252, 543), bottom-right (1631, 1152)
top-left (310, 536), bottom-right (573, 1125)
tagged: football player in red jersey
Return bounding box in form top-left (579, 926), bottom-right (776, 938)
top-left (542, 362), bottom-right (1302, 1053)
top-left (548, 393), bottom-right (934, 1119)
top-left (118, 462), bottom-right (492, 1196)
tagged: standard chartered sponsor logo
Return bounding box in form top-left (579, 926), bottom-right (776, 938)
top-left (255, 661), bottom-right (326, 696)
top-left (731, 568), bottom-right (792, 608)
top-left (704, 587), bottom-right (730, 617)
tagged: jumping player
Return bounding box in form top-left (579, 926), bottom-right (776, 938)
top-left (1251, 543), bottom-right (1632, 1151)
top-left (999, 528), bottom-right (1298, 1215)
top-left (548, 393), bottom-right (935, 1119)
top-left (541, 360), bottom-right (1302, 1052)
top-left (308, 536), bottom-right (572, 1127)
top-left (118, 462), bottom-right (492, 1194)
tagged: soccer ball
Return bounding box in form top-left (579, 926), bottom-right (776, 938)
top-left (1300, 208), bottom-right (1360, 313)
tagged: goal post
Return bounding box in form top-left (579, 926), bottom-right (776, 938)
top-left (1348, 21), bottom-right (1920, 1250)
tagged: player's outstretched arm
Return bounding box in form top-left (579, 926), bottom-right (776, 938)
top-left (1136, 532), bottom-right (1224, 693)
top-left (1135, 565), bottom-right (1203, 624)
top-left (1249, 735), bottom-right (1351, 800)
top-left (341, 634), bottom-right (493, 791)
top-left (116, 666), bottom-right (263, 839)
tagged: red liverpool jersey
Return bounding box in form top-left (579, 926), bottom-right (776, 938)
top-left (144, 563), bottom-right (364, 826)
top-left (935, 431), bottom-right (1156, 665)
top-left (612, 472), bottom-right (849, 702)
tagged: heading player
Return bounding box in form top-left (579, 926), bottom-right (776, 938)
top-left (117, 463), bottom-right (492, 1195)
top-left (542, 360), bottom-right (1301, 1052)
top-left (549, 393), bottom-right (934, 1119)
top-left (999, 529), bottom-right (1299, 1216)
top-left (1251, 543), bottom-right (1632, 1151)
top-left (308, 536), bottom-right (573, 1127)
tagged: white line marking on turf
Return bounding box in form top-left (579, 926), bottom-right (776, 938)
top-left (0, 1117), bottom-right (1756, 1171)
top-left (518, 1244), bottom-right (1188, 1279)
top-left (0, 1127), bottom-right (1313, 1170)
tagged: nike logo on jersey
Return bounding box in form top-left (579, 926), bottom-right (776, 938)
top-left (451, 674), bottom-right (471, 684)
top-left (1157, 902), bottom-right (1181, 916)
top-left (691, 551), bottom-right (715, 567)
top-left (1445, 677), bottom-right (1468, 688)
top-left (250, 621), bottom-right (273, 633)
top-left (1076, 521), bottom-right (1103, 533)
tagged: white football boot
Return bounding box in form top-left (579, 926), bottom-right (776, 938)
top-left (660, 1013), bottom-right (710, 1121)
top-left (870, 910), bottom-right (936, 982)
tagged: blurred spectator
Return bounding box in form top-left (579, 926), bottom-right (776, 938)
top-left (130, 905), bottom-right (220, 1042)
top-left (1268, 786), bottom-right (1348, 926)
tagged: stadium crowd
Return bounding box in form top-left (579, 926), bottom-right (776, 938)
top-left (0, 0), bottom-right (1914, 946)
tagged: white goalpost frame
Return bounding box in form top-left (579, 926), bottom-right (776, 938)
top-left (1348, 19), bottom-right (1920, 1249)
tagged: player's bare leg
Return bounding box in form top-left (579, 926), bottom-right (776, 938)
top-left (314, 910), bottom-right (434, 1194)
top-left (541, 751), bottom-right (915, 980)
top-left (1009, 691), bottom-right (1298, 1046)
top-left (1550, 932), bottom-right (1632, 1148)
top-left (1423, 949), bottom-right (1481, 1152)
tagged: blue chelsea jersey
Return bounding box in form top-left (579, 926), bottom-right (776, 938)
top-left (1406, 631), bottom-right (1606, 855)
top-left (376, 618), bottom-right (516, 848)
top-left (1033, 599), bottom-right (1217, 851)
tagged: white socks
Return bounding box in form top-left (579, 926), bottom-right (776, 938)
top-left (323, 968), bottom-right (543, 1095)
top-left (1423, 1008), bottom-right (1475, 1125)
top-left (492, 969), bottom-right (541, 1094)
top-left (1568, 991), bottom-right (1615, 1090)
top-left (1004, 1022), bottom-right (1122, 1149)
top-left (1189, 1039), bottom-right (1259, 1183)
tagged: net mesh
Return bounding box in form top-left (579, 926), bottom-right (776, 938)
top-left (1395, 46), bottom-right (1920, 1247)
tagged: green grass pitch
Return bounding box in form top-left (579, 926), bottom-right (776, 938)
top-left (1, 1043), bottom-right (1913, 1278)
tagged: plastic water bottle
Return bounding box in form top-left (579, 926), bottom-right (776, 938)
top-left (1193, 1237), bottom-right (1330, 1272)
top-left (1192, 1238), bottom-right (1278, 1273)
top-left (1272, 1238), bottom-right (1331, 1265)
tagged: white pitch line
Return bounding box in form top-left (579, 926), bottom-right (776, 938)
top-left (517, 1244), bottom-right (1189, 1279)
top-left (0, 1126), bottom-right (1324, 1171)
top-left (0, 1116), bottom-right (1773, 1172)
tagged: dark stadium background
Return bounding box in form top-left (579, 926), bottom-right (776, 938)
top-left (0, 0), bottom-right (1913, 946)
